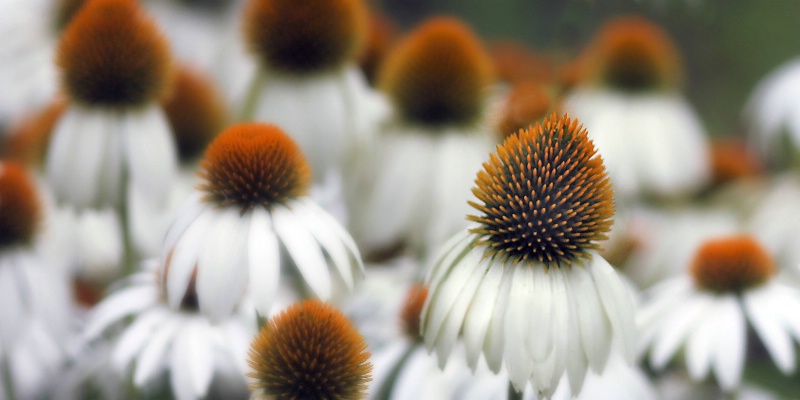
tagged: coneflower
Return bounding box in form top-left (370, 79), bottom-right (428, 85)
top-left (421, 113), bottom-right (635, 398)
top-left (248, 299), bottom-right (372, 399)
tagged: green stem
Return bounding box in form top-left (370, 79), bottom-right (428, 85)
top-left (238, 68), bottom-right (267, 122)
top-left (2, 356), bottom-right (16, 400)
top-left (507, 381), bottom-right (523, 400)
top-left (374, 343), bottom-right (418, 400)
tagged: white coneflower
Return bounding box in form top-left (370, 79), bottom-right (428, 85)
top-left (349, 17), bottom-right (496, 259)
top-left (161, 123), bottom-right (363, 321)
top-left (0, 161), bottom-right (74, 399)
top-left (563, 16), bottom-right (710, 201)
top-left (247, 299), bottom-right (372, 399)
top-left (639, 235), bottom-right (800, 392)
top-left (81, 261), bottom-right (258, 400)
top-left (46, 0), bottom-right (177, 211)
top-left (421, 113), bottom-right (636, 397)
top-left (238, 0), bottom-right (384, 222)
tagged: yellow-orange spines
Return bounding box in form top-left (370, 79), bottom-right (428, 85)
top-left (247, 300), bottom-right (372, 400)
top-left (378, 17), bottom-right (493, 127)
top-left (57, 0), bottom-right (173, 107)
top-left (691, 235), bottom-right (775, 294)
top-left (400, 284), bottom-right (428, 343)
top-left (162, 67), bottom-right (228, 162)
top-left (468, 113), bottom-right (614, 266)
top-left (0, 162), bottom-right (42, 248)
top-left (585, 16), bottom-right (681, 92)
top-left (243, 0), bottom-right (368, 74)
top-left (199, 124), bottom-right (311, 211)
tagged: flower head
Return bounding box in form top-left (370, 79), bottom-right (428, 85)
top-left (243, 0), bottom-right (368, 74)
top-left (496, 80), bottom-right (554, 139)
top-left (584, 16), bottom-right (681, 92)
top-left (0, 161), bottom-right (42, 248)
top-left (690, 235), bottom-right (775, 294)
top-left (57, 0), bottom-right (173, 107)
top-left (379, 17), bottom-right (493, 127)
top-left (400, 284), bottom-right (428, 343)
top-left (469, 113), bottom-right (614, 266)
top-left (248, 299), bottom-right (372, 399)
top-left (198, 124), bottom-right (312, 212)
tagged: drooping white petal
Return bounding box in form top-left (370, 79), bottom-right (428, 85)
top-left (650, 292), bottom-right (712, 369)
top-left (712, 296), bottom-right (746, 390)
top-left (302, 199), bottom-right (364, 281)
top-left (83, 284), bottom-right (157, 340)
top-left (589, 255), bottom-right (637, 363)
top-left (123, 105), bottom-right (177, 205)
top-left (503, 265), bottom-right (535, 391)
top-left (462, 259), bottom-right (504, 370)
top-left (112, 308), bottom-right (169, 372)
top-left (526, 265), bottom-right (554, 364)
top-left (569, 264), bottom-right (611, 373)
top-left (292, 199), bottom-right (356, 290)
top-left (247, 207), bottom-right (280, 317)
top-left (483, 263), bottom-right (515, 373)
top-left (166, 207), bottom-right (217, 309)
top-left (170, 320), bottom-right (215, 399)
top-left (744, 284), bottom-right (796, 374)
top-left (685, 303), bottom-right (718, 381)
top-left (161, 192), bottom-right (209, 260)
top-left (196, 207), bottom-right (250, 321)
top-left (562, 271), bottom-right (589, 395)
top-left (425, 232), bottom-right (472, 292)
top-left (272, 206), bottom-right (331, 299)
top-left (133, 318), bottom-right (181, 387)
top-left (0, 263), bottom-right (25, 347)
top-left (423, 249), bottom-right (479, 351)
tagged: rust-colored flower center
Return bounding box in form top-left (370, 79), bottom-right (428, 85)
top-left (469, 113), bottom-right (614, 266)
top-left (247, 299), bottom-right (372, 399)
top-left (379, 17), bottom-right (494, 127)
top-left (497, 80), bottom-right (553, 139)
top-left (243, 0), bottom-right (367, 74)
top-left (691, 235), bottom-right (775, 293)
top-left (0, 162), bottom-right (42, 248)
top-left (400, 284), bottom-right (428, 343)
top-left (198, 124), bottom-right (311, 212)
top-left (57, 0), bottom-right (173, 107)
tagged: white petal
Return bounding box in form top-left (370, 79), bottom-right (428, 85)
top-left (170, 320), bottom-right (214, 399)
top-left (161, 192), bottom-right (209, 260)
top-left (650, 293), bottom-right (712, 369)
top-left (712, 296), bottom-right (746, 390)
top-left (304, 199), bottom-right (364, 281)
top-left (744, 286), bottom-right (795, 374)
top-left (483, 263), bottom-right (515, 373)
top-left (526, 265), bottom-right (554, 363)
top-left (112, 308), bottom-right (169, 373)
top-left (462, 260), bottom-right (504, 370)
top-left (294, 199), bottom-right (357, 290)
top-left (589, 255), bottom-right (637, 363)
top-left (134, 318), bottom-right (180, 387)
top-left (569, 264), bottom-right (611, 372)
top-left (196, 208), bottom-right (249, 321)
top-left (123, 106), bottom-right (177, 204)
top-left (685, 305), bottom-right (717, 381)
top-left (166, 207), bottom-right (216, 309)
top-left (422, 249), bottom-right (478, 351)
top-left (247, 207), bottom-right (280, 316)
top-left (272, 206), bottom-right (331, 299)
top-left (562, 272), bottom-right (589, 395)
top-left (504, 265), bottom-right (535, 390)
top-left (83, 285), bottom-right (157, 340)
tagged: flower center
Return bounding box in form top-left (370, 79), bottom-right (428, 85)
top-left (691, 235), bottom-right (775, 293)
top-left (198, 124), bottom-right (311, 212)
top-left (587, 16), bottom-right (681, 92)
top-left (400, 284), bottom-right (428, 343)
top-left (497, 80), bottom-right (553, 139)
top-left (247, 300), bottom-right (372, 399)
top-left (0, 162), bottom-right (42, 248)
top-left (469, 113), bottom-right (614, 266)
top-left (162, 67), bottom-right (227, 163)
top-left (379, 17), bottom-right (494, 127)
top-left (243, 0), bottom-right (367, 74)
top-left (57, 0), bottom-right (173, 107)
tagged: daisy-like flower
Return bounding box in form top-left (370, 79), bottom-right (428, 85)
top-left (239, 0), bottom-right (383, 221)
top-left (638, 235), bottom-right (800, 391)
top-left (161, 123), bottom-right (364, 321)
top-left (82, 261), bottom-right (259, 400)
top-left (563, 16), bottom-right (710, 201)
top-left (348, 17), bottom-right (496, 259)
top-left (421, 113), bottom-right (636, 397)
top-left (0, 161), bottom-right (74, 399)
top-left (248, 299), bottom-right (372, 399)
top-left (47, 0), bottom-right (177, 210)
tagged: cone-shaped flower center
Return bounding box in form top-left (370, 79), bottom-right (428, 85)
top-left (0, 162), bottom-right (42, 248)
top-left (691, 235), bottom-right (775, 293)
top-left (588, 16), bottom-right (681, 92)
top-left (57, 0), bottom-right (173, 107)
top-left (243, 0), bottom-right (367, 74)
top-left (199, 123), bottom-right (311, 212)
top-left (162, 67), bottom-right (227, 163)
top-left (468, 113), bottom-right (614, 266)
top-left (379, 17), bottom-right (493, 127)
top-left (400, 284), bottom-right (428, 343)
top-left (248, 300), bottom-right (372, 399)
top-left (497, 80), bottom-right (553, 139)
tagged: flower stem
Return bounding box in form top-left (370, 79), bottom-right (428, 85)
top-left (238, 68), bottom-right (266, 122)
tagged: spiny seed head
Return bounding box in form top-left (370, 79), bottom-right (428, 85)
top-left (691, 235), bottom-right (775, 294)
top-left (57, 0), bottom-right (173, 107)
top-left (468, 113), bottom-right (614, 267)
top-left (584, 16), bottom-right (681, 92)
top-left (0, 161), bottom-right (42, 248)
top-left (162, 66), bottom-right (228, 163)
top-left (247, 300), bottom-right (372, 400)
top-left (399, 284), bottom-right (428, 343)
top-left (496, 80), bottom-right (553, 139)
top-left (378, 17), bottom-right (494, 127)
top-left (3, 99), bottom-right (67, 168)
top-left (243, 0), bottom-right (368, 74)
top-left (198, 124), bottom-right (311, 212)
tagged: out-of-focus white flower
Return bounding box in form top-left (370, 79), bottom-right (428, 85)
top-left (421, 115), bottom-right (636, 397)
top-left (745, 174), bottom-right (800, 279)
top-left (161, 123), bottom-right (363, 321)
top-left (744, 58), bottom-right (800, 161)
top-left (639, 235), bottom-right (800, 392)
